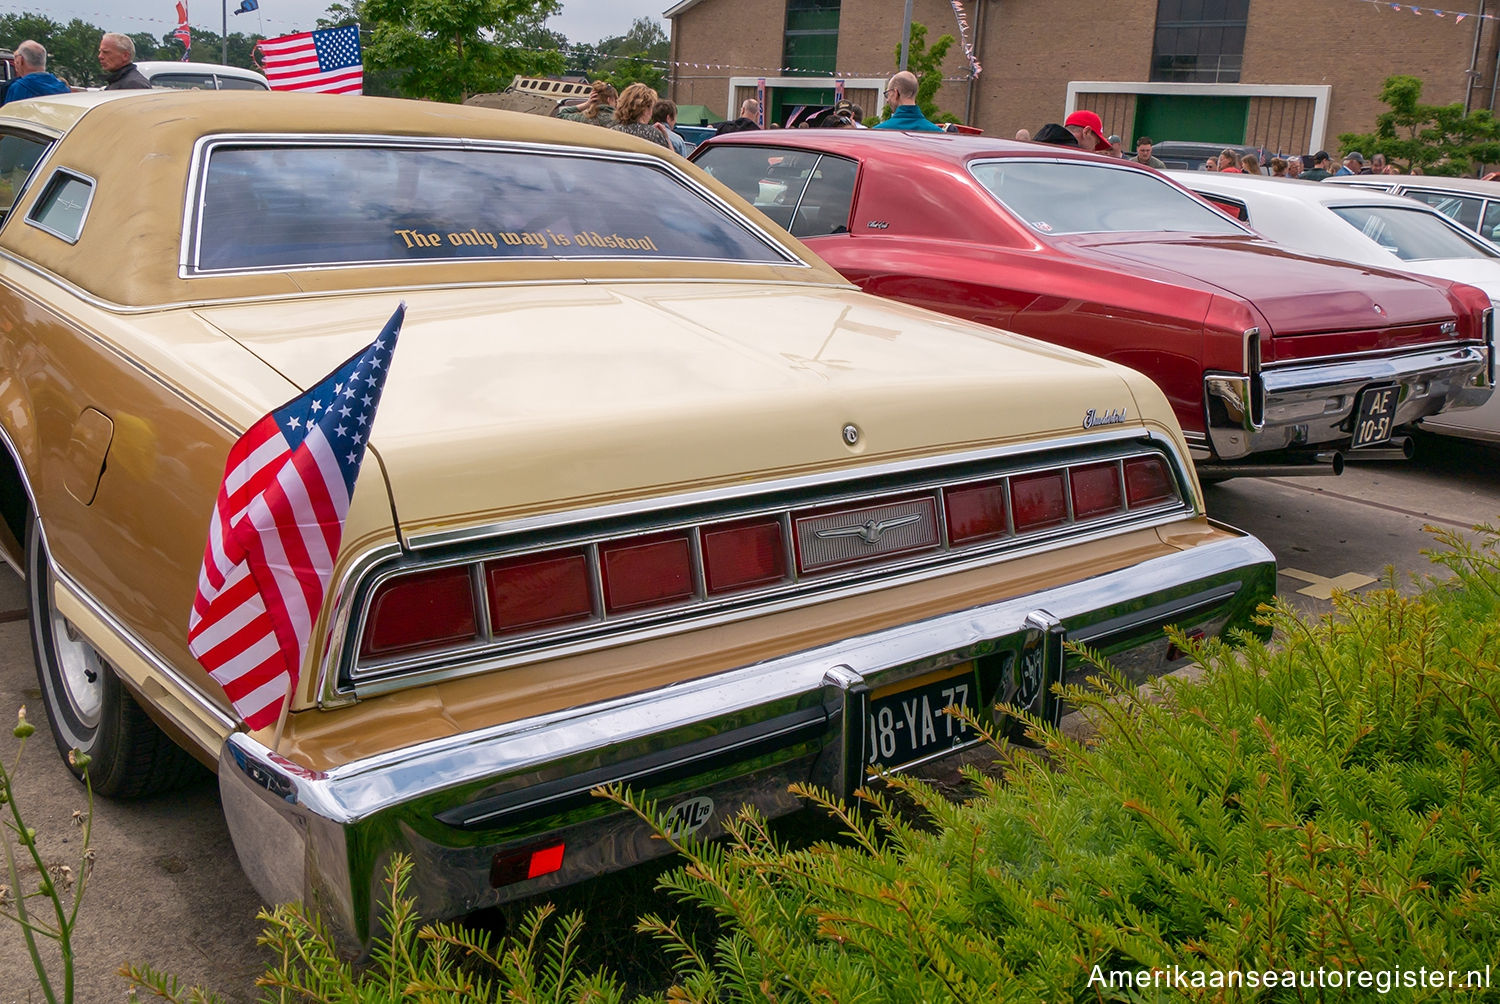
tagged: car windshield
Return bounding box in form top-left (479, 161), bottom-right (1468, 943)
top-left (192, 142), bottom-right (795, 272)
top-left (969, 160), bottom-right (1247, 236)
top-left (1328, 204), bottom-right (1499, 261)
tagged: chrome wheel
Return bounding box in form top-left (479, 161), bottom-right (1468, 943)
top-left (47, 592), bottom-right (106, 729)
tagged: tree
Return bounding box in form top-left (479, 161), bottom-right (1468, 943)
top-left (883, 22), bottom-right (958, 125)
top-left (360, 0), bottom-right (566, 103)
top-left (1339, 74), bottom-right (1500, 177)
top-left (585, 18), bottom-right (669, 95)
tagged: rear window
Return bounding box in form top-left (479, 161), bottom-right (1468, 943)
top-left (1329, 205), bottom-right (1500, 261)
top-left (969, 160), bottom-right (1247, 236)
top-left (191, 141), bottom-right (796, 272)
top-left (693, 146), bottom-right (857, 238)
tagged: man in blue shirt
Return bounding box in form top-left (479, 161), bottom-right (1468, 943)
top-left (2, 41), bottom-right (72, 104)
top-left (872, 71), bottom-right (942, 132)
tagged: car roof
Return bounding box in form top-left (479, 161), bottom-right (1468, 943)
top-left (1324, 175), bottom-right (1500, 196)
top-left (0, 90), bottom-right (844, 307)
top-left (1167, 170), bottom-right (1437, 209)
top-left (134, 60), bottom-right (269, 84)
top-left (697, 128), bottom-right (1125, 167)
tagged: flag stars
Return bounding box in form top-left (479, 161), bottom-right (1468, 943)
top-left (335, 424), bottom-right (348, 438)
top-left (310, 400), bottom-right (323, 413)
top-left (346, 451), bottom-right (358, 464)
top-left (287, 416), bottom-right (302, 430)
top-left (362, 393), bottom-right (373, 406)
top-left (339, 405), bottom-right (352, 418)
top-left (357, 412), bottom-right (368, 425)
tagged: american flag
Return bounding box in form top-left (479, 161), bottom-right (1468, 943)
top-left (256, 23), bottom-right (363, 95)
top-left (188, 305), bottom-right (403, 730)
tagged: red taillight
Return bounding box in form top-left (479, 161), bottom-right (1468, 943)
top-left (490, 841), bottom-right (565, 887)
top-left (1124, 456), bottom-right (1178, 507)
top-left (701, 519), bottom-right (786, 595)
top-left (600, 532), bottom-right (694, 613)
top-left (486, 549), bottom-right (594, 635)
top-left (360, 566), bottom-right (477, 659)
top-left (944, 480), bottom-right (1008, 545)
top-left (1069, 462), bottom-right (1124, 519)
top-left (1010, 470), bottom-right (1068, 533)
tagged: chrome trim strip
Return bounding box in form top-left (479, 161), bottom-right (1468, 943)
top-left (0, 126), bottom-right (62, 241)
top-left (403, 427), bottom-right (1190, 551)
top-left (50, 562), bottom-right (236, 733)
top-left (179, 133), bottom-right (804, 279)
top-left (24, 167), bottom-right (96, 245)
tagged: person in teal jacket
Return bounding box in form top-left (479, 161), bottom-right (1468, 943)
top-left (872, 71), bottom-right (943, 132)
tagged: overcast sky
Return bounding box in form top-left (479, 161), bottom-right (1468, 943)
top-left (0, 0), bottom-right (667, 45)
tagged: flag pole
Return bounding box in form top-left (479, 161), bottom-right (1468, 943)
top-left (222, 0), bottom-right (228, 63)
top-left (270, 685), bottom-right (291, 750)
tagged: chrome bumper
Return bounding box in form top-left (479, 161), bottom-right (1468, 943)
top-left (219, 529), bottom-right (1275, 949)
top-left (1204, 344), bottom-right (1492, 460)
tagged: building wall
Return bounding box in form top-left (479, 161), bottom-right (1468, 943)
top-left (668, 0), bottom-right (1500, 155)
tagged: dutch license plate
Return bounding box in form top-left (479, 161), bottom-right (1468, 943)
top-left (866, 663), bottom-right (980, 770)
top-left (1350, 384), bottom-right (1399, 449)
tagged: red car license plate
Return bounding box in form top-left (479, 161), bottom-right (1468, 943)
top-left (866, 663), bottom-right (980, 770)
top-left (1350, 384), bottom-right (1398, 449)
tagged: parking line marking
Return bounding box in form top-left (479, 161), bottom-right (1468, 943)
top-left (1279, 567), bottom-right (1377, 600)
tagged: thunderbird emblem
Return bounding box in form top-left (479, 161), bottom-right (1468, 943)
top-left (814, 513), bottom-right (923, 545)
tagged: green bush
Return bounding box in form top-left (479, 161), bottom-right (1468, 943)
top-left (123, 524), bottom-right (1500, 1002)
top-left (625, 523), bottom-right (1500, 1001)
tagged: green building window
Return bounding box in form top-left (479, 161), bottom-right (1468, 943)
top-left (783, 0), bottom-right (840, 77)
top-left (1151, 0), bottom-right (1248, 83)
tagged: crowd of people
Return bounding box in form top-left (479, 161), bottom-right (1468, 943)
top-left (1020, 106), bottom-right (1420, 178)
top-left (0, 33), bottom-right (151, 104)
top-left (0, 47), bottom-right (1459, 183)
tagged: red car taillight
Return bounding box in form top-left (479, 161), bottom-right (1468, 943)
top-left (486, 549), bottom-right (594, 635)
top-left (1123, 455), bottom-right (1178, 507)
top-left (360, 566), bottom-right (478, 659)
top-left (944, 479), bottom-right (1008, 545)
top-left (701, 518), bottom-right (786, 595)
top-left (600, 532), bottom-right (695, 613)
top-left (1010, 470), bottom-right (1067, 533)
top-left (1069, 462), bottom-right (1124, 519)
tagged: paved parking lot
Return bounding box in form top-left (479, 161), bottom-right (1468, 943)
top-left (1, 433), bottom-right (1496, 1001)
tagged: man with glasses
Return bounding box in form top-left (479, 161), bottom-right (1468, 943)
top-left (872, 71), bottom-right (942, 132)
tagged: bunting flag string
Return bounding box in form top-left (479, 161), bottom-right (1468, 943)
top-left (1358, 0), bottom-right (1487, 20)
top-left (949, 0), bottom-right (983, 77)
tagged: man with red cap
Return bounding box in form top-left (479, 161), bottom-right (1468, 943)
top-left (1063, 110), bottom-right (1110, 152)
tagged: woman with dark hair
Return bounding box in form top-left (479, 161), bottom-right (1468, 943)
top-left (610, 83), bottom-right (671, 148)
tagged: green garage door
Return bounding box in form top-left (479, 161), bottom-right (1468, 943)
top-left (1134, 94), bottom-right (1248, 144)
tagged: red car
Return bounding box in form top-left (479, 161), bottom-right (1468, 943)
top-left (691, 132), bottom-right (1495, 474)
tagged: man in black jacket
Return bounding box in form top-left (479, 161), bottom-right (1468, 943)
top-left (98, 33), bottom-right (150, 90)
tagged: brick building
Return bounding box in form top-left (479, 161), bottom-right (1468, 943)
top-left (664, 0), bottom-right (1500, 157)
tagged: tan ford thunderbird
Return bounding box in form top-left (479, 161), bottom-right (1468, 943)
top-left (0, 91), bottom-right (1274, 947)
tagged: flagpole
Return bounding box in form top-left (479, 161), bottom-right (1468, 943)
top-left (222, 0), bottom-right (228, 63)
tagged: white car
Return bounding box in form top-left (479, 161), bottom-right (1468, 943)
top-left (134, 61), bottom-right (269, 91)
top-left (1323, 174), bottom-right (1500, 243)
top-left (1171, 171), bottom-right (1500, 443)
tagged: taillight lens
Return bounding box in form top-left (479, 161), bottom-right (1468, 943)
top-left (486, 549), bottom-right (594, 635)
top-left (360, 566), bottom-right (478, 659)
top-left (1124, 456), bottom-right (1178, 507)
top-left (1010, 470), bottom-right (1068, 533)
top-left (1069, 462), bottom-right (1124, 519)
top-left (600, 532), bottom-right (695, 613)
top-left (490, 841), bottom-right (565, 888)
top-left (945, 480), bottom-right (1008, 545)
top-left (701, 519), bottom-right (786, 595)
